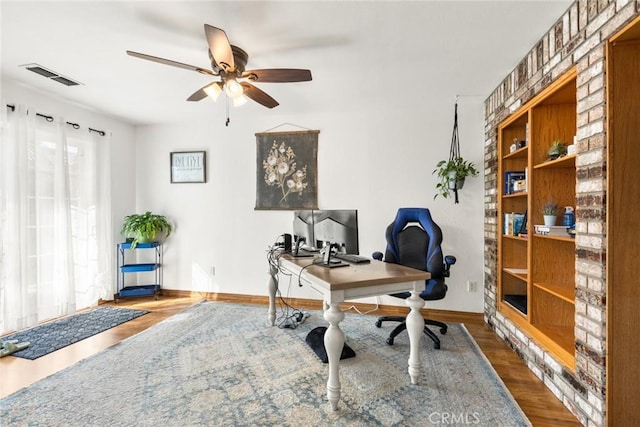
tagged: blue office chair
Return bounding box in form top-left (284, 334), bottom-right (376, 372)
top-left (373, 208), bottom-right (456, 349)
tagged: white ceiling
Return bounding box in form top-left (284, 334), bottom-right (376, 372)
top-left (1, 1), bottom-right (572, 126)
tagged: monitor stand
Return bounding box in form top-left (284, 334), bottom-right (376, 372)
top-left (317, 244), bottom-right (348, 268)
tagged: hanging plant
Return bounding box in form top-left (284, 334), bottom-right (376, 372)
top-left (433, 157), bottom-right (479, 199)
top-left (432, 100), bottom-right (479, 203)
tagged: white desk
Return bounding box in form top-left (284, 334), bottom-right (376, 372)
top-left (267, 254), bottom-right (431, 411)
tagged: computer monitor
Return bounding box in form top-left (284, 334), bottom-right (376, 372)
top-left (313, 209), bottom-right (359, 255)
top-left (293, 210), bottom-right (317, 251)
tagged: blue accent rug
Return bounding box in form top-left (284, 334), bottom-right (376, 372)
top-left (1, 306), bottom-right (148, 360)
top-left (0, 302), bottom-right (530, 426)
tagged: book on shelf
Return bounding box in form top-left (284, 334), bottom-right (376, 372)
top-left (533, 224), bottom-right (570, 236)
top-left (504, 170), bottom-right (527, 195)
top-left (504, 212), bottom-right (526, 236)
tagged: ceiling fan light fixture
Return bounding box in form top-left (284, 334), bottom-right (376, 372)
top-left (203, 82), bottom-right (223, 101)
top-left (233, 95), bottom-right (248, 107)
top-left (225, 79), bottom-right (243, 98)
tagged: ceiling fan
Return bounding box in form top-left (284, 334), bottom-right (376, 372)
top-left (127, 24), bottom-right (312, 110)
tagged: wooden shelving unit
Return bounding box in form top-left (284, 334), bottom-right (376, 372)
top-left (606, 16), bottom-right (640, 424)
top-left (497, 68), bottom-right (577, 370)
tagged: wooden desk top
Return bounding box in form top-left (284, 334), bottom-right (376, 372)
top-left (280, 254), bottom-right (431, 291)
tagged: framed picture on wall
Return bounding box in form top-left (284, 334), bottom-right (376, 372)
top-left (255, 130), bottom-right (319, 210)
top-left (170, 151), bottom-right (206, 183)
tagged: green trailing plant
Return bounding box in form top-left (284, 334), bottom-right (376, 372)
top-left (433, 157), bottom-right (479, 199)
top-left (543, 201), bottom-right (558, 216)
top-left (120, 211), bottom-right (172, 249)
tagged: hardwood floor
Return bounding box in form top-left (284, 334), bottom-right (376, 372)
top-left (0, 295), bottom-right (580, 426)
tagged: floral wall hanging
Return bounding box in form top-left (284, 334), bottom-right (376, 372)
top-left (255, 130), bottom-right (319, 210)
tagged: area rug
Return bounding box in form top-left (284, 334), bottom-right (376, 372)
top-left (0, 302), bottom-right (530, 426)
top-left (1, 306), bottom-right (148, 360)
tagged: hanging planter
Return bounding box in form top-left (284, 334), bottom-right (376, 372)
top-left (433, 100), bottom-right (479, 203)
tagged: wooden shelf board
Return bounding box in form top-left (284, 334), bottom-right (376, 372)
top-left (503, 234), bottom-right (528, 242)
top-left (533, 154), bottom-right (576, 169)
top-left (504, 268), bottom-right (528, 281)
top-left (533, 234), bottom-right (575, 243)
top-left (504, 146), bottom-right (528, 160)
top-left (503, 192), bottom-right (528, 199)
top-left (499, 301), bottom-right (530, 324)
top-left (530, 324), bottom-right (576, 370)
top-left (533, 282), bottom-right (575, 304)
top-left (501, 301), bottom-right (576, 370)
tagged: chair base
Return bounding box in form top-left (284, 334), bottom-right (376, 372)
top-left (375, 316), bottom-right (448, 349)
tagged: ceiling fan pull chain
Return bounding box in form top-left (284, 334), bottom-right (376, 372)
top-left (225, 96), bottom-right (230, 126)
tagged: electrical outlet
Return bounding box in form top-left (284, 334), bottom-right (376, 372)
top-left (210, 266), bottom-right (216, 276)
top-left (467, 280), bottom-right (478, 292)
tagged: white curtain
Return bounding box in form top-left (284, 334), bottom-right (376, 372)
top-left (0, 104), bottom-right (113, 334)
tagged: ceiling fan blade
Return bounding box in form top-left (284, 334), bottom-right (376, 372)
top-left (242, 69), bottom-right (312, 83)
top-left (186, 85), bottom-right (209, 102)
top-left (204, 24), bottom-right (235, 71)
top-left (240, 82), bottom-right (279, 109)
top-left (127, 50), bottom-right (215, 76)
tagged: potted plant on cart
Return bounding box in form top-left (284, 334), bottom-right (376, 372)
top-left (120, 211), bottom-right (173, 249)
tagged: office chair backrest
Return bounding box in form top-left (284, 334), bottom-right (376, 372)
top-left (384, 208), bottom-right (444, 278)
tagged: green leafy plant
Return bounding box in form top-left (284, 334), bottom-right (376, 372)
top-left (433, 157), bottom-right (479, 199)
top-left (542, 201), bottom-right (558, 216)
top-left (120, 211), bottom-right (172, 249)
top-left (547, 140), bottom-right (567, 160)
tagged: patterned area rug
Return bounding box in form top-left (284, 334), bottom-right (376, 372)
top-left (1, 306), bottom-right (148, 359)
top-left (0, 302), bottom-right (530, 426)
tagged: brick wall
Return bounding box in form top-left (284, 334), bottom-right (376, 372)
top-left (483, 1), bottom-right (639, 425)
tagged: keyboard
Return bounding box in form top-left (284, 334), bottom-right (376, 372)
top-left (333, 253), bottom-right (371, 264)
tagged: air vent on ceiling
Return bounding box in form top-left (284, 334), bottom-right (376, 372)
top-left (20, 63), bottom-right (82, 87)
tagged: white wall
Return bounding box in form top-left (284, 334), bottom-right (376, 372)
top-left (135, 96), bottom-right (485, 312)
top-left (1, 79), bottom-right (137, 249)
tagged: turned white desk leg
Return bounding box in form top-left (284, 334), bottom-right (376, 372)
top-left (406, 286), bottom-right (425, 384)
top-left (324, 303), bottom-right (345, 411)
top-left (267, 270), bottom-right (277, 326)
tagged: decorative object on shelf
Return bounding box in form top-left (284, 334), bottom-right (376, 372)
top-left (433, 100), bottom-right (479, 203)
top-left (542, 201), bottom-right (558, 226)
top-left (562, 206), bottom-right (575, 227)
top-left (255, 129), bottom-right (319, 210)
top-left (120, 211), bottom-right (172, 249)
top-left (547, 140), bottom-right (567, 160)
top-left (170, 151), bottom-right (206, 183)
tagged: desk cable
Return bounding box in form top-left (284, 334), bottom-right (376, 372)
top-left (267, 240), bottom-right (308, 329)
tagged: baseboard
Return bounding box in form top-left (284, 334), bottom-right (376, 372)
top-left (157, 289), bottom-right (483, 322)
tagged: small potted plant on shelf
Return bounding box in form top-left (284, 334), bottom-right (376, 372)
top-left (547, 140), bottom-right (567, 160)
top-left (433, 156), bottom-right (479, 199)
top-left (542, 201), bottom-right (558, 226)
top-left (121, 211), bottom-right (172, 249)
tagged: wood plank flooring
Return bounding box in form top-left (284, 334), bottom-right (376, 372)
top-left (0, 295), bottom-right (580, 426)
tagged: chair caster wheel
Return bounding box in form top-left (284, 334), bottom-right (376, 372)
top-left (440, 327), bottom-right (447, 334)
top-left (375, 320), bottom-right (382, 328)
top-left (434, 342), bottom-right (441, 349)
top-left (386, 337), bottom-right (394, 346)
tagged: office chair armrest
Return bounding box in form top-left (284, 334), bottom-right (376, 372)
top-left (443, 255), bottom-right (456, 277)
top-left (372, 251), bottom-right (384, 261)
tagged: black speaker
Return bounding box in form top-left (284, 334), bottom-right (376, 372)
top-left (283, 233), bottom-right (292, 251)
